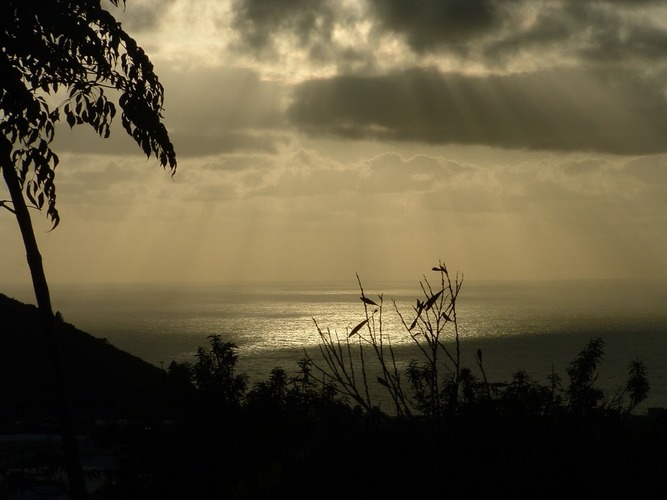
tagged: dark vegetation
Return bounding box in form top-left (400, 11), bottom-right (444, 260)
top-left (2, 265), bottom-right (667, 499)
top-left (0, 293), bottom-right (174, 425)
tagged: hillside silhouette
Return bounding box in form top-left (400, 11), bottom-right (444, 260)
top-left (0, 293), bottom-right (175, 428)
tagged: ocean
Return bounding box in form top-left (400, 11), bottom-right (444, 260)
top-left (5, 279), bottom-right (667, 411)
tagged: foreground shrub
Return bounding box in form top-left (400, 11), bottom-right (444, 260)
top-left (306, 262), bottom-right (650, 420)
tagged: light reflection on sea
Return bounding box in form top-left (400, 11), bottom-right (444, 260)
top-left (4, 279), bottom-right (667, 409)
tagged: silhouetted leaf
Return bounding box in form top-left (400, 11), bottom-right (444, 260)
top-left (377, 376), bottom-right (389, 387)
top-left (349, 319), bottom-right (369, 337)
top-left (1, 0), bottom-right (177, 230)
top-left (424, 290), bottom-right (443, 311)
top-left (360, 296), bottom-right (378, 306)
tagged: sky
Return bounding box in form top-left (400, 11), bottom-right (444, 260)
top-left (3, 0), bottom-right (667, 285)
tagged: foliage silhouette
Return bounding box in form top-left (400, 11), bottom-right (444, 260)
top-left (625, 358), bottom-right (650, 413)
top-left (246, 359), bottom-right (339, 417)
top-left (1, 0), bottom-right (176, 226)
top-left (566, 336), bottom-right (605, 415)
top-left (183, 334), bottom-right (248, 406)
top-left (1, 2), bottom-right (176, 497)
top-left (148, 264), bottom-right (656, 499)
top-left (307, 263), bottom-right (650, 420)
top-left (111, 292), bottom-right (659, 498)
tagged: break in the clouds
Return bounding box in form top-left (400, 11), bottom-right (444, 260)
top-left (114, 0), bottom-right (180, 32)
top-left (18, 144), bottom-right (665, 283)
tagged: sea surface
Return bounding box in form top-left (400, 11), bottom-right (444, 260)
top-left (5, 279), bottom-right (667, 411)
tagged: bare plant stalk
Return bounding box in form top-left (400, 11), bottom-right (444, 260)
top-left (309, 261), bottom-right (463, 419)
top-left (310, 321), bottom-right (372, 411)
top-left (394, 261), bottom-right (463, 416)
top-left (356, 276), bottom-right (412, 417)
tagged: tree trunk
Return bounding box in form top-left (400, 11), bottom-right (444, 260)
top-left (0, 137), bottom-right (89, 499)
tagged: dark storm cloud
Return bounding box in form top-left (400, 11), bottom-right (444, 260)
top-left (578, 18), bottom-right (667, 63)
top-left (229, 0), bottom-right (513, 58)
top-left (227, 0), bottom-right (667, 70)
top-left (372, 0), bottom-right (667, 62)
top-left (287, 67), bottom-right (667, 154)
top-left (230, 0), bottom-right (335, 55)
top-left (367, 0), bottom-right (511, 51)
top-left (486, 0), bottom-right (667, 64)
top-left (483, 4), bottom-right (584, 62)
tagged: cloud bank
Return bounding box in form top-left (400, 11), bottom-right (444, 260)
top-left (287, 67), bottom-right (667, 154)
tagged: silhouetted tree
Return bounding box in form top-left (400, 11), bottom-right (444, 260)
top-left (192, 335), bottom-right (248, 405)
top-left (566, 337), bottom-right (605, 416)
top-left (625, 358), bottom-right (650, 413)
top-left (168, 359), bottom-right (194, 386)
top-left (0, 2), bottom-right (176, 497)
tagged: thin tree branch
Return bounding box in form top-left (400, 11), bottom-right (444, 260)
top-left (0, 200), bottom-right (16, 214)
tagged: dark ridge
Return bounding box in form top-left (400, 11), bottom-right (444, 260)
top-left (0, 293), bottom-right (177, 428)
